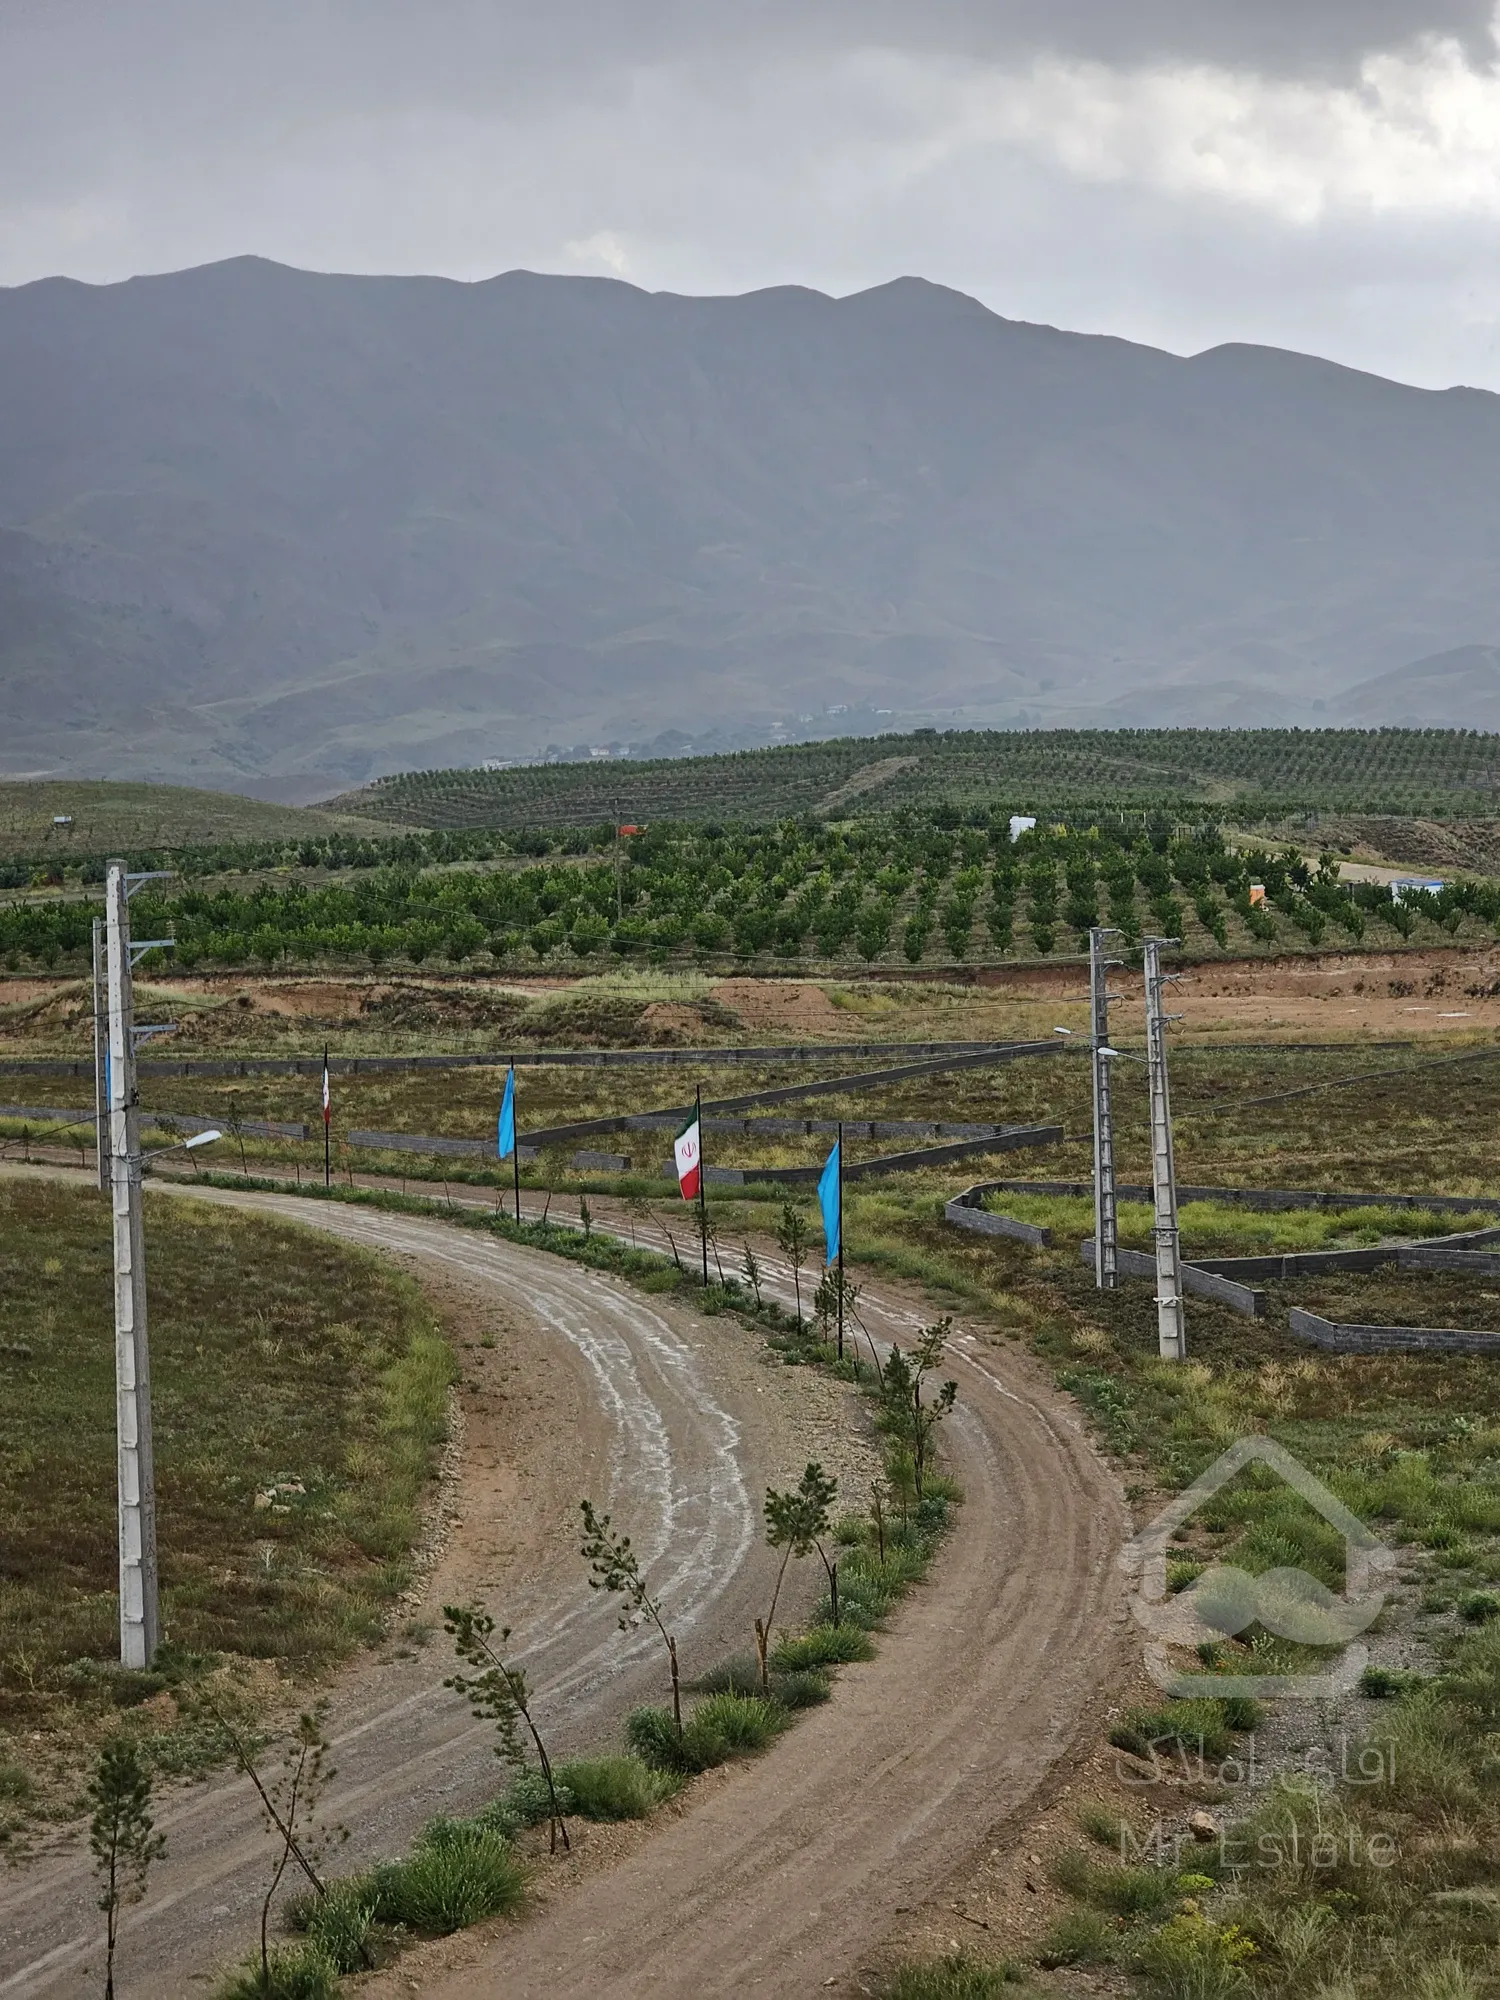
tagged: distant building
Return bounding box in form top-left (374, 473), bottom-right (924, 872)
top-left (1009, 814), bottom-right (1037, 842)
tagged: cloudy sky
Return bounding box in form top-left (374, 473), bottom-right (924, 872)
top-left (4, 0), bottom-right (1500, 388)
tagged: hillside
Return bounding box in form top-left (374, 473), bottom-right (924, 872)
top-left (342, 727), bottom-right (1500, 828)
top-left (0, 780), bottom-right (401, 861)
top-left (3, 258), bottom-right (1500, 794)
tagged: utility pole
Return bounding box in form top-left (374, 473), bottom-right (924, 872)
top-left (92, 917), bottom-right (109, 1192)
top-left (1143, 936), bottom-right (1186, 1362)
top-left (103, 860), bottom-right (171, 1668)
top-left (1089, 926), bottom-right (1120, 1290)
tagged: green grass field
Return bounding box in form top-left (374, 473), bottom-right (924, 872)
top-left (0, 1176), bottom-right (452, 1824)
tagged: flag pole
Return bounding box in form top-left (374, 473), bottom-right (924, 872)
top-left (512, 1064), bottom-right (521, 1225)
top-left (836, 1118), bottom-right (844, 1361)
top-left (696, 1082), bottom-right (709, 1287)
top-left (323, 1044), bottom-right (331, 1189)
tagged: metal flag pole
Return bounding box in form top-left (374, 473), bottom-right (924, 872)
top-left (323, 1045), bottom-right (331, 1189)
top-left (1144, 936), bottom-right (1186, 1362)
top-left (512, 1067), bottom-right (522, 1225)
top-left (836, 1120), bottom-right (844, 1362)
top-left (696, 1083), bottom-right (709, 1286)
top-left (104, 859), bottom-right (160, 1668)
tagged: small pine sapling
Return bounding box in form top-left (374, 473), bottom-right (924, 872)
top-left (255, 1707), bottom-right (338, 1985)
top-left (224, 1095), bottom-right (249, 1175)
top-left (580, 1499), bottom-right (684, 1733)
top-left (776, 1201), bottom-right (810, 1327)
top-left (444, 1602), bottom-right (569, 1852)
top-left (869, 1479), bottom-right (888, 1564)
top-left (579, 1195), bottom-right (593, 1241)
top-left (740, 1239), bottom-right (763, 1308)
top-left (879, 1318), bottom-right (958, 1501)
top-left (757, 1461), bottom-right (840, 1684)
top-left (89, 1735), bottom-right (165, 2000)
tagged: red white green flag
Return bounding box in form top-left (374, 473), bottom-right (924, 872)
top-left (673, 1114), bottom-right (702, 1201)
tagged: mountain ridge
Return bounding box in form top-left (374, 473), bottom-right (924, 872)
top-left (3, 256), bottom-right (1499, 795)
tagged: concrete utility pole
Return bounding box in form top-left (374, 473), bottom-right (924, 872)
top-left (1143, 936), bottom-right (1187, 1362)
top-left (1089, 926), bottom-right (1120, 1290)
top-left (104, 860), bottom-right (162, 1667)
top-left (92, 917), bottom-right (109, 1192)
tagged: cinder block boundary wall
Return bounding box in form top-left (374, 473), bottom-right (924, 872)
top-left (1289, 1307), bottom-right (1500, 1356)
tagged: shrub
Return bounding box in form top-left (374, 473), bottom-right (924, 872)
top-left (1359, 1664), bottom-right (1427, 1700)
top-left (214, 1945), bottom-right (340, 2000)
top-left (771, 1624), bottom-right (876, 1670)
top-left (1037, 1905), bottom-right (1117, 1967)
top-left (772, 1668), bottom-right (832, 1709)
top-left (1135, 1912), bottom-right (1256, 1998)
top-left (553, 1756), bottom-right (678, 1821)
top-left (626, 1704), bottom-right (732, 1774)
top-left (1460, 1591), bottom-right (1500, 1624)
top-left (485, 1767), bottom-right (572, 1833)
top-left (1110, 1699), bottom-right (1249, 1764)
top-left (880, 1953), bottom-right (1027, 1997)
top-left (1052, 1849), bottom-right (1177, 1916)
top-left (369, 1819), bottom-right (527, 1934)
top-left (691, 1691), bottom-right (788, 1754)
top-left (1077, 1802), bottom-right (1127, 1848)
top-left (289, 1881), bottom-right (378, 1974)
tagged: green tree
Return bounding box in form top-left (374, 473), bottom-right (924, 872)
top-left (879, 1319), bottom-right (958, 1501)
top-left (775, 1201), bottom-right (810, 1327)
top-left (89, 1735), bottom-right (165, 2000)
top-left (756, 1462), bottom-right (840, 1683)
top-left (580, 1501), bottom-right (684, 1734)
top-left (444, 1603), bottom-right (569, 1853)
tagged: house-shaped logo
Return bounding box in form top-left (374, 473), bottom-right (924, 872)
top-left (1120, 1435), bottom-right (1397, 1698)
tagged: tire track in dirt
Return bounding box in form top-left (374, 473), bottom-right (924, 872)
top-left (0, 1178), bottom-right (1127, 2000)
top-left (356, 1226), bottom-right (1131, 2000)
top-left (0, 1186), bottom-right (766, 1998)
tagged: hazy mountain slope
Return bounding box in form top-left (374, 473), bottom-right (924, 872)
top-left (1333, 645), bottom-right (1500, 728)
top-left (2, 257), bottom-right (1499, 791)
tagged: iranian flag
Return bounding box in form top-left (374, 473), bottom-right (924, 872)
top-left (673, 1114), bottom-right (702, 1201)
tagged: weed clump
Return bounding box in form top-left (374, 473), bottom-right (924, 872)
top-left (771, 1624), bottom-right (875, 1670)
top-left (879, 1953), bottom-right (1030, 1997)
top-left (368, 1819), bottom-right (526, 1935)
top-left (553, 1755), bottom-right (678, 1821)
top-left (213, 1943), bottom-right (340, 2000)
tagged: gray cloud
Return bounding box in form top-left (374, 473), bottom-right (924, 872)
top-left (2, 1), bottom-right (1499, 392)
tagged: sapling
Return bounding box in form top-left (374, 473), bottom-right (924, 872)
top-left (579, 1499), bottom-right (684, 1733)
top-left (89, 1735), bottom-right (165, 2000)
top-left (444, 1602), bottom-right (569, 1853)
top-left (756, 1462), bottom-right (840, 1686)
top-left (776, 1201), bottom-right (810, 1327)
top-left (869, 1479), bottom-right (888, 1564)
top-left (879, 1318), bottom-right (958, 1501)
top-left (579, 1195), bottom-right (593, 1241)
top-left (224, 1095), bottom-right (249, 1174)
top-left (740, 1240), bottom-right (763, 1308)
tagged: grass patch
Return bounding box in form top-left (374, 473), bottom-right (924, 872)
top-left (367, 1818), bottom-right (527, 1934)
top-left (879, 1954), bottom-right (1032, 1998)
top-left (0, 1178), bottom-right (454, 1781)
top-left (214, 1943), bottom-right (342, 2000)
top-left (770, 1624), bottom-right (876, 1670)
top-left (553, 1754), bottom-right (679, 1820)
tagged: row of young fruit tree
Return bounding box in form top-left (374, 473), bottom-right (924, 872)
top-left (1, 814), bottom-right (1488, 973)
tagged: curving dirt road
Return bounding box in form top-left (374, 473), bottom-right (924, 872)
top-left (361, 1231), bottom-right (1130, 1998)
top-left (0, 1180), bottom-right (1127, 1998)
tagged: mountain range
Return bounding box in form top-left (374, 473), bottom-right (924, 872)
top-left (2, 256), bottom-right (1499, 797)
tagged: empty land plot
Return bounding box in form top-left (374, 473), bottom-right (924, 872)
top-left (0, 1174), bottom-right (452, 1820)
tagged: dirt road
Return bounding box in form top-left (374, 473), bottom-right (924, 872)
top-left (0, 1182), bottom-right (1126, 1999)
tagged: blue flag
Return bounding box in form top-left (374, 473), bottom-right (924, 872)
top-left (498, 1067), bottom-right (516, 1160)
top-left (818, 1139), bottom-right (841, 1265)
